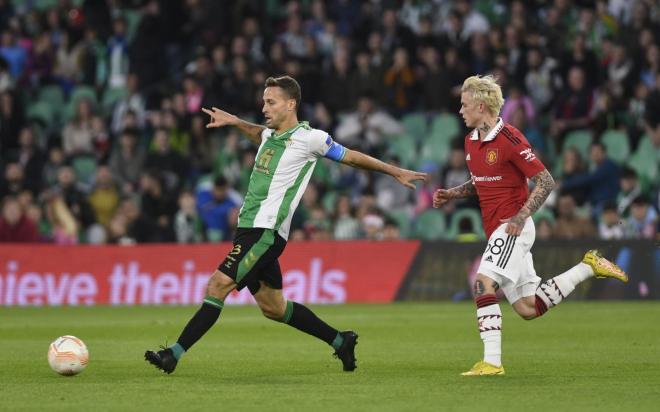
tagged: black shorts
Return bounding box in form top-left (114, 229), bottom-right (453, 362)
top-left (218, 228), bottom-right (287, 294)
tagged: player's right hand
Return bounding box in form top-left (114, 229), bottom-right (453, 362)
top-left (432, 189), bottom-right (453, 208)
top-left (202, 107), bottom-right (237, 128)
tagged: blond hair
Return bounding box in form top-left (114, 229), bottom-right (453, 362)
top-left (461, 75), bottom-right (505, 115)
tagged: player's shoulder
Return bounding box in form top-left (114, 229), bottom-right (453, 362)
top-left (499, 123), bottom-right (530, 147)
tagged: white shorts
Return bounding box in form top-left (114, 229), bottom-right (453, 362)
top-left (477, 217), bottom-right (541, 304)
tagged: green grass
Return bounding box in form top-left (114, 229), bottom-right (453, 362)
top-left (2, 303), bottom-right (659, 411)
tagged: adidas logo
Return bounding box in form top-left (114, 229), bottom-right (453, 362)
top-left (485, 255), bottom-right (493, 263)
top-left (466, 153), bottom-right (471, 161)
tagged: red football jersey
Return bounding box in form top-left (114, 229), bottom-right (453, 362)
top-left (464, 119), bottom-right (546, 238)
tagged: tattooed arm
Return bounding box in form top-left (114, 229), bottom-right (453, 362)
top-left (433, 180), bottom-right (477, 208)
top-left (503, 168), bottom-right (556, 235)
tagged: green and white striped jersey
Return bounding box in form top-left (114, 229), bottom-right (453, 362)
top-left (238, 121), bottom-right (344, 240)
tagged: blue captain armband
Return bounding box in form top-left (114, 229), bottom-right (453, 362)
top-left (323, 137), bottom-right (347, 162)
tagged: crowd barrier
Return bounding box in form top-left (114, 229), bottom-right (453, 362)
top-left (1, 240), bottom-right (657, 306)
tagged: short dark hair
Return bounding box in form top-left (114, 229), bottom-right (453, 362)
top-left (264, 76), bottom-right (301, 109)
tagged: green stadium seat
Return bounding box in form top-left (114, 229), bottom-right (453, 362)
top-left (419, 133), bottom-right (451, 165)
top-left (627, 136), bottom-right (659, 188)
top-left (563, 129), bottom-right (593, 159)
top-left (387, 134), bottom-right (418, 168)
top-left (429, 113), bottom-right (461, 144)
top-left (532, 207), bottom-right (556, 224)
top-left (26, 101), bottom-right (55, 128)
top-left (401, 113), bottom-right (428, 142)
top-left (101, 87), bottom-right (128, 116)
top-left (64, 86), bottom-right (98, 121)
top-left (412, 208), bottom-right (447, 240)
top-left (72, 155), bottom-right (97, 185)
top-left (321, 190), bottom-right (338, 214)
top-left (446, 208), bottom-right (485, 240)
top-left (387, 209), bottom-right (412, 238)
top-left (600, 129), bottom-right (630, 164)
top-left (38, 85), bottom-right (65, 111)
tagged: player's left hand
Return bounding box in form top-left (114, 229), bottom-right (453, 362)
top-left (395, 169), bottom-right (428, 190)
top-left (500, 215), bottom-right (525, 236)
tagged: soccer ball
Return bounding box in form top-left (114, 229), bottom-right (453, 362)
top-left (47, 335), bottom-right (89, 376)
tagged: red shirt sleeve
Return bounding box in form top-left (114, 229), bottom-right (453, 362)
top-left (508, 131), bottom-right (546, 178)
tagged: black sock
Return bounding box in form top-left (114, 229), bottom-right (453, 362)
top-left (281, 301), bottom-right (340, 347)
top-left (176, 296), bottom-right (224, 351)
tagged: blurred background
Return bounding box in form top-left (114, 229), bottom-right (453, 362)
top-left (0, 0), bottom-right (658, 246)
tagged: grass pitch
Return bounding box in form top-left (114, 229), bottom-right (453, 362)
top-left (1, 303), bottom-right (659, 411)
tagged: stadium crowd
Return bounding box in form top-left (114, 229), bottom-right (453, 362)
top-left (0, 0), bottom-right (659, 244)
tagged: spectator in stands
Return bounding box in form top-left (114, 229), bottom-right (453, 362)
top-left (109, 129), bottom-right (145, 194)
top-left (62, 97), bottom-right (96, 157)
top-left (332, 194), bottom-right (360, 240)
top-left (381, 217), bottom-right (402, 240)
top-left (536, 216), bottom-right (555, 241)
top-left (11, 127), bottom-right (45, 193)
top-left (599, 201), bottom-right (625, 240)
top-left (625, 195), bottom-right (658, 239)
top-left (0, 30), bottom-right (27, 78)
top-left (0, 196), bottom-right (38, 242)
top-left (44, 192), bottom-right (79, 245)
top-left (383, 47), bottom-right (416, 114)
top-left (553, 193), bottom-right (596, 239)
top-left (54, 165), bottom-right (95, 229)
top-left (174, 190), bottom-right (201, 244)
top-left (374, 157), bottom-right (413, 213)
top-left (145, 127), bottom-right (188, 190)
top-left (361, 208), bottom-right (385, 240)
top-left (334, 94), bottom-right (404, 156)
top-left (550, 66), bottom-right (596, 143)
top-left (617, 167), bottom-right (642, 216)
top-left (42, 146), bottom-right (66, 187)
top-left (111, 73), bottom-right (146, 134)
top-left (0, 90), bottom-right (24, 155)
top-left (88, 165), bottom-right (120, 228)
top-left (418, 46), bottom-right (452, 112)
top-left (439, 146), bottom-right (473, 213)
top-left (560, 142), bottom-right (619, 212)
top-left (0, 162), bottom-right (27, 199)
top-left (524, 47), bottom-right (557, 113)
top-left (196, 176), bottom-right (238, 242)
top-left (139, 170), bottom-right (177, 242)
top-left (53, 32), bottom-right (83, 91)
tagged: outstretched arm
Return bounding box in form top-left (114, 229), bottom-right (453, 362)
top-left (432, 180), bottom-right (477, 208)
top-left (340, 149), bottom-right (427, 190)
top-left (502, 168), bottom-right (555, 236)
top-left (202, 107), bottom-right (265, 145)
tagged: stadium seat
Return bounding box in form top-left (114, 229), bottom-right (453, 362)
top-left (446, 208), bottom-right (485, 240)
top-left (419, 134), bottom-right (451, 165)
top-left (64, 86), bottom-right (98, 121)
top-left (412, 208), bottom-right (447, 240)
top-left (101, 87), bottom-right (128, 116)
top-left (532, 207), bottom-right (556, 224)
top-left (321, 190), bottom-right (337, 213)
top-left (429, 113), bottom-right (461, 144)
top-left (26, 101), bottom-right (55, 128)
top-left (72, 155), bottom-right (97, 185)
top-left (563, 129), bottom-right (593, 159)
top-left (387, 209), bottom-right (412, 238)
top-left (401, 113), bottom-right (428, 142)
top-left (387, 134), bottom-right (418, 168)
top-left (600, 129), bottom-right (630, 164)
top-left (37, 85), bottom-right (65, 116)
top-left (627, 136), bottom-right (659, 188)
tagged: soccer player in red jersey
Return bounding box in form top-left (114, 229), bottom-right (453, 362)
top-left (433, 75), bottom-right (629, 376)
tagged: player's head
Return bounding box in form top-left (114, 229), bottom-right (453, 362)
top-left (263, 76), bottom-right (301, 129)
top-left (459, 74), bottom-right (504, 128)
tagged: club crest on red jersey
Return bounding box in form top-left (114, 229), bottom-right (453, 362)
top-left (485, 149), bottom-right (498, 165)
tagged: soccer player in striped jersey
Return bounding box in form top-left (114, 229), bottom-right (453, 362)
top-left (146, 76), bottom-right (427, 374)
top-left (433, 75), bottom-right (628, 376)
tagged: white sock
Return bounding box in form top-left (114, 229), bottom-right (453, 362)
top-left (536, 262), bottom-right (594, 309)
top-left (477, 304), bottom-right (502, 367)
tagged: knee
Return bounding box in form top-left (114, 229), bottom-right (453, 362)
top-left (260, 303), bottom-right (285, 320)
top-left (206, 271), bottom-right (235, 299)
top-left (515, 303), bottom-right (537, 320)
